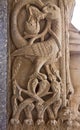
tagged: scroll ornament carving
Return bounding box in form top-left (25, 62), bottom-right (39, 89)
top-left (8, 0), bottom-right (80, 130)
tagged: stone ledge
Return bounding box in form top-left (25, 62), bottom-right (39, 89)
top-left (69, 24), bottom-right (80, 53)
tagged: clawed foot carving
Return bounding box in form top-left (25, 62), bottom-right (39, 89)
top-left (10, 118), bottom-right (20, 125)
top-left (24, 119), bottom-right (34, 125)
top-left (36, 119), bottom-right (44, 125)
top-left (47, 119), bottom-right (57, 126)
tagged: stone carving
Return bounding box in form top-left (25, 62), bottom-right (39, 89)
top-left (8, 0), bottom-right (80, 130)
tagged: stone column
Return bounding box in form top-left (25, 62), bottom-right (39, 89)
top-left (0, 0), bottom-right (7, 129)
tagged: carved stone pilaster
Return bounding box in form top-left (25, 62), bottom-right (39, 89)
top-left (7, 0), bottom-right (80, 130)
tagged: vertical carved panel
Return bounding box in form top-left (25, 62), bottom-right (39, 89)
top-left (8, 0), bottom-right (80, 130)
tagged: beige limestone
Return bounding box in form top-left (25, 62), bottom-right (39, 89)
top-left (7, 0), bottom-right (80, 130)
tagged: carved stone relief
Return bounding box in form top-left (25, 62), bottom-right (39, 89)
top-left (8, 0), bottom-right (80, 130)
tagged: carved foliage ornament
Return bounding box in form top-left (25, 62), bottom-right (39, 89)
top-left (8, 0), bottom-right (78, 130)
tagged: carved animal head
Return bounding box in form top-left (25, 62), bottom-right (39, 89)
top-left (42, 3), bottom-right (60, 19)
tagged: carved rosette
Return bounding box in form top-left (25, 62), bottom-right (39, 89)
top-left (8, 0), bottom-right (80, 130)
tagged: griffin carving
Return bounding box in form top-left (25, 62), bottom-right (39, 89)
top-left (8, 0), bottom-right (75, 130)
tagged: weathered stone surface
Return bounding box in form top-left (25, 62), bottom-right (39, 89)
top-left (0, 0), bottom-right (80, 130)
top-left (0, 0), bottom-right (7, 130)
top-left (7, 0), bottom-right (76, 130)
